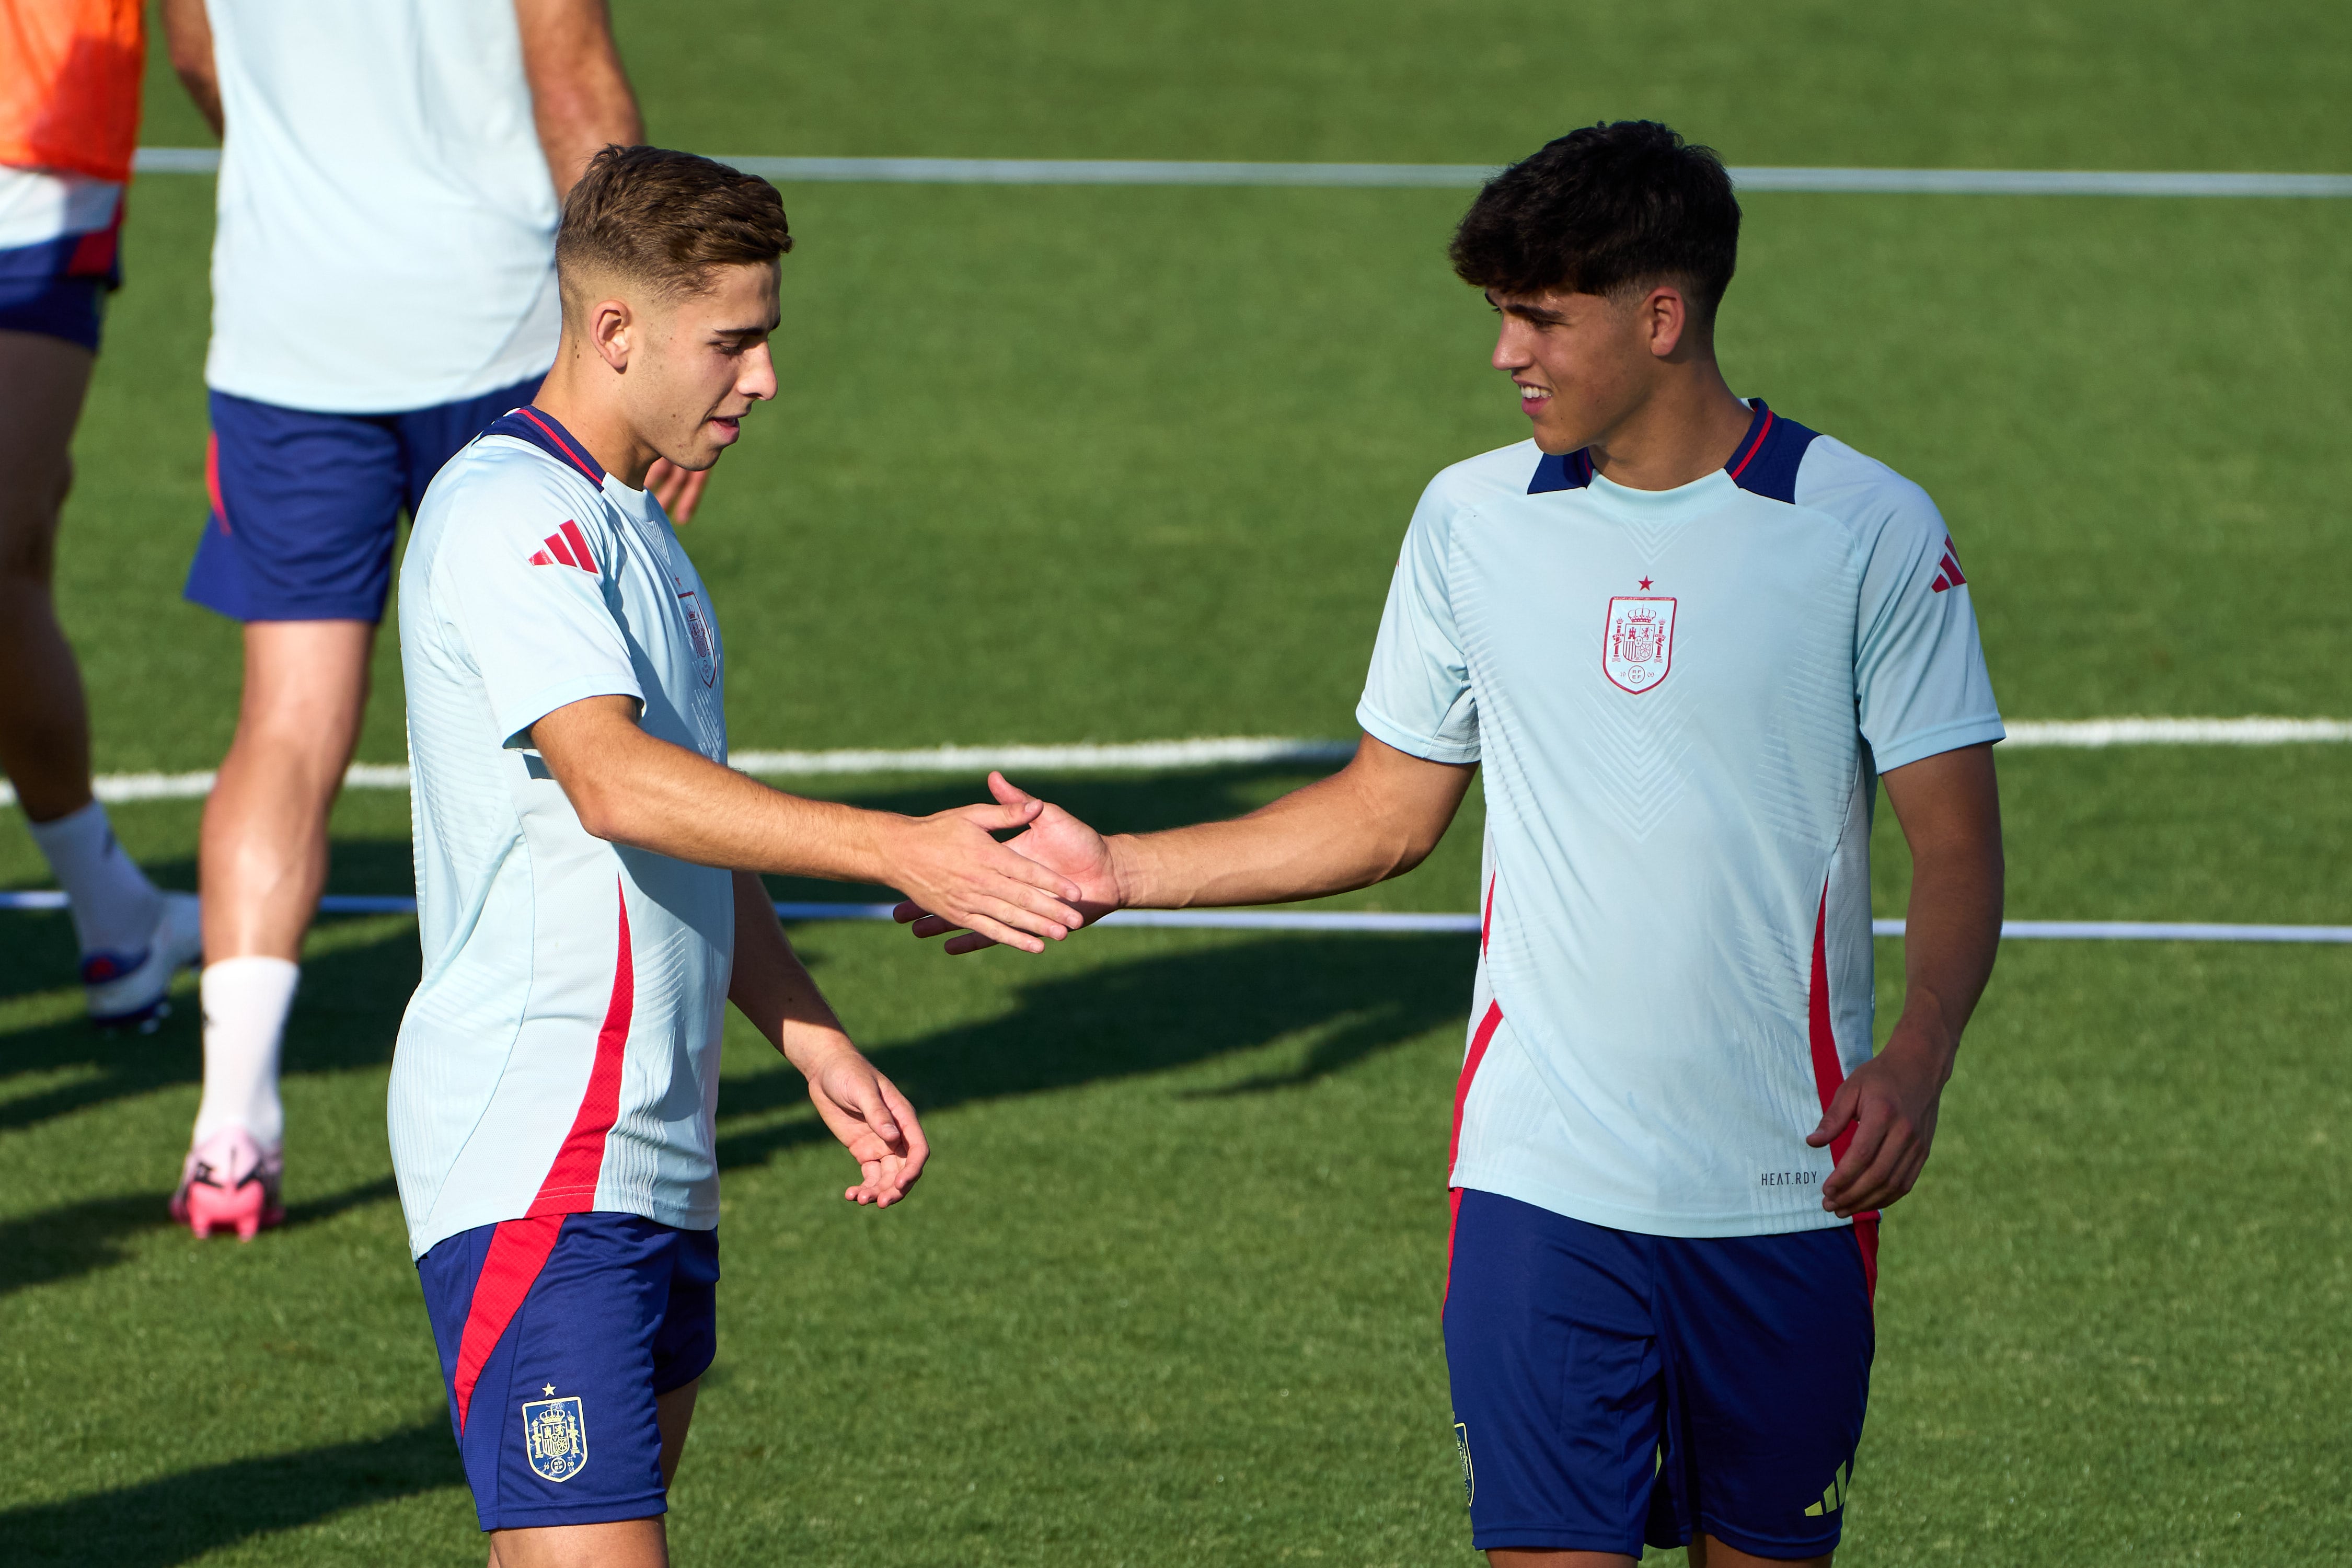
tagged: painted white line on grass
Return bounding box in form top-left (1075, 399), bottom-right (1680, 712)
top-left (1, 890), bottom-right (2344, 941)
top-left (4, 720), bottom-right (2344, 810)
top-left (131, 148), bottom-right (2352, 197)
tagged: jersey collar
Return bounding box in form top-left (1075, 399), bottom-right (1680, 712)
top-left (1525, 398), bottom-right (1818, 503)
top-left (485, 406), bottom-right (608, 487)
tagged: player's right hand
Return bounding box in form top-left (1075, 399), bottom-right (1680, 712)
top-left (878, 797), bottom-right (1087, 954)
top-left (896, 772), bottom-right (1122, 954)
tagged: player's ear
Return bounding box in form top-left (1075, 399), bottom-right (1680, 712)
top-left (589, 296), bottom-right (635, 372)
top-left (1643, 285), bottom-right (1687, 360)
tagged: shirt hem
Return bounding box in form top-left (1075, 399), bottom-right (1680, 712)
top-left (1354, 701), bottom-right (1480, 765)
top-left (1449, 1163), bottom-right (1853, 1240)
top-left (202, 357), bottom-right (557, 419)
top-left (1871, 713), bottom-right (2007, 774)
top-left (405, 1194), bottom-right (719, 1261)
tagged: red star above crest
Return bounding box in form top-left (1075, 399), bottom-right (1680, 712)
top-left (1638, 577), bottom-right (1653, 590)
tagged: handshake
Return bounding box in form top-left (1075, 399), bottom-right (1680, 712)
top-left (884, 771), bottom-right (1123, 955)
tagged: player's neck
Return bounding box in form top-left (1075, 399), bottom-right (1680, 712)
top-left (1583, 361), bottom-right (1755, 493)
top-left (532, 355), bottom-right (656, 491)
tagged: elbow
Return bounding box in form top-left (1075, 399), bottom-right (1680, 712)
top-left (567, 782), bottom-right (629, 844)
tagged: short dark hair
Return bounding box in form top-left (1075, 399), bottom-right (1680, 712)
top-left (557, 145), bottom-right (792, 302)
top-left (1449, 122), bottom-right (1740, 327)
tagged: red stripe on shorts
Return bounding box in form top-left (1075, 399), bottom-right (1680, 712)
top-left (451, 1214), bottom-right (564, 1432)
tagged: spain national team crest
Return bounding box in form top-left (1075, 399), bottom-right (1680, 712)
top-left (521, 1394), bottom-right (590, 1483)
top-left (1601, 595), bottom-right (1677, 695)
top-left (675, 585), bottom-right (717, 687)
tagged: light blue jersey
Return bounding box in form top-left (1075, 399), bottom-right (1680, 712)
top-left (393, 408), bottom-right (733, 1261)
top-left (1361, 402), bottom-right (2002, 1239)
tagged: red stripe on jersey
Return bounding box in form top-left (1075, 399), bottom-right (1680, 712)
top-left (560, 520), bottom-right (598, 575)
top-left (1444, 999), bottom-right (1507, 1298)
top-left (529, 549), bottom-right (555, 566)
top-left (1481, 872), bottom-right (1495, 954)
top-left (516, 406), bottom-right (604, 484)
top-left (544, 531), bottom-right (579, 569)
top-left (1809, 880), bottom-right (1882, 1283)
top-left (204, 432), bottom-right (228, 533)
top-left (1726, 407), bottom-right (1777, 481)
top-left (527, 889), bottom-right (635, 1216)
top-left (450, 1213), bottom-right (564, 1431)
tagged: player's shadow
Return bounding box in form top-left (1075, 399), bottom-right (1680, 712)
top-left (0, 1174), bottom-right (399, 1301)
top-left (0, 1416), bottom-right (459, 1566)
top-left (716, 930), bottom-right (1474, 1171)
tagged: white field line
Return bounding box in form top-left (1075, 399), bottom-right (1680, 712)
top-left (0, 888), bottom-right (2344, 941)
top-left (130, 148), bottom-right (2352, 197)
top-left (3, 720), bottom-right (2346, 810)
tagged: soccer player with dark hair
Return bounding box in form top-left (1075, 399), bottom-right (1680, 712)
top-left (396, 145), bottom-right (1085, 1565)
top-left (904, 121), bottom-right (2006, 1565)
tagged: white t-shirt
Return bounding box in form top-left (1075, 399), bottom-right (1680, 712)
top-left (202, 0), bottom-right (560, 412)
top-left (0, 166), bottom-right (118, 252)
top-left (1359, 402), bottom-right (2003, 1239)
top-left (393, 407), bottom-right (734, 1260)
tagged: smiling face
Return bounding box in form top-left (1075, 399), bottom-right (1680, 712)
top-left (1488, 285), bottom-right (1684, 456)
top-left (615, 261), bottom-right (782, 473)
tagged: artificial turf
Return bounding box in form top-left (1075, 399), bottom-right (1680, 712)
top-left (2, 2), bottom-right (2347, 1562)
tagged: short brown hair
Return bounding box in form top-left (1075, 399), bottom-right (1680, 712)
top-left (556, 144), bottom-right (792, 302)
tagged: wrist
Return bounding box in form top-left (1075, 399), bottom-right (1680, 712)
top-left (1101, 834), bottom-right (1145, 909)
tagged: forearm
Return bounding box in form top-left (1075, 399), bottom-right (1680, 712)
top-left (515, 0), bottom-right (643, 198)
top-left (1892, 841), bottom-right (2003, 1057)
top-left (728, 872), bottom-right (854, 1071)
top-left (163, 0), bottom-right (223, 136)
top-left (1112, 738), bottom-right (1470, 909)
top-left (552, 719), bottom-right (897, 883)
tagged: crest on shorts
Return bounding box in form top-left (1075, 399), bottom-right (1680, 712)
top-left (1601, 595), bottom-right (1676, 695)
top-left (1454, 1421), bottom-right (1474, 1506)
top-left (521, 1394), bottom-right (589, 1483)
top-left (675, 585), bottom-right (717, 687)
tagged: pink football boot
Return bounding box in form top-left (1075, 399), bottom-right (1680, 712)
top-left (170, 1128), bottom-right (286, 1241)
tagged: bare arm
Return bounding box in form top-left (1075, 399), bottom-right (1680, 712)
top-left (514, 0), bottom-right (643, 198)
top-left (531, 695), bottom-right (1083, 952)
top-left (730, 872), bottom-right (928, 1205)
top-left (1811, 742), bottom-right (2004, 1217)
top-left (900, 734), bottom-right (1477, 953)
top-left (163, 0), bottom-right (223, 137)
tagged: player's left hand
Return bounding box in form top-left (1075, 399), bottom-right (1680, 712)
top-left (805, 1048), bottom-right (929, 1206)
top-left (647, 458), bottom-right (710, 524)
top-left (1808, 1031), bottom-right (1955, 1218)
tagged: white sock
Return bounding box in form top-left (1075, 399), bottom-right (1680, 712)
top-left (192, 957), bottom-right (297, 1148)
top-left (26, 800), bottom-right (163, 958)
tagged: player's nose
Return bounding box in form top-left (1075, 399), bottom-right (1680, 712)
top-left (740, 343), bottom-right (779, 402)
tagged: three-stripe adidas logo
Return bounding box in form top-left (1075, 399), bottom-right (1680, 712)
top-left (529, 521), bottom-right (599, 574)
top-left (1929, 534), bottom-right (1968, 593)
top-left (1803, 1458), bottom-right (1853, 1517)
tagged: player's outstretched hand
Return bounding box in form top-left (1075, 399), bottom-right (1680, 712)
top-left (880, 792), bottom-right (1089, 954)
top-left (805, 1046), bottom-right (929, 1206)
top-left (647, 457), bottom-right (710, 524)
top-left (1808, 1032), bottom-right (1954, 1218)
top-left (895, 772), bottom-right (1121, 955)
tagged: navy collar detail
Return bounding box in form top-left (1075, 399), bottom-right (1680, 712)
top-left (1525, 399), bottom-right (1820, 503)
top-left (485, 406), bottom-right (608, 486)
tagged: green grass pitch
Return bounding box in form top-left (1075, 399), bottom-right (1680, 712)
top-left (4, 2), bottom-right (2349, 1561)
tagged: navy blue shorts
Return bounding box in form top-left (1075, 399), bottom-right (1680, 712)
top-left (183, 372), bottom-right (541, 622)
top-left (1444, 1189), bottom-right (1877, 1560)
top-left (0, 227), bottom-right (117, 352)
top-left (418, 1213), bottom-right (719, 1532)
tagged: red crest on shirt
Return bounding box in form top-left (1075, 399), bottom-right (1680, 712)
top-left (1601, 596), bottom-right (1676, 695)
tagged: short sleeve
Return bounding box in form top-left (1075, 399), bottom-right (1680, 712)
top-left (1356, 478), bottom-right (1481, 764)
top-left (1853, 489), bottom-right (2004, 774)
top-left (436, 489), bottom-right (643, 749)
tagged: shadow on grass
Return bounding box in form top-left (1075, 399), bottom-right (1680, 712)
top-left (0, 1173), bottom-right (400, 1299)
top-left (718, 931), bottom-right (1473, 1169)
top-left (1, 1417), bottom-right (460, 1567)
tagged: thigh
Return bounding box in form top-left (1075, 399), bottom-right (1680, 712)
top-left (1444, 1189), bottom-right (1665, 1560)
top-left (394, 372), bottom-right (546, 518)
top-left (0, 330), bottom-right (95, 556)
top-left (418, 1214), bottom-right (687, 1535)
top-left (1655, 1223), bottom-right (1875, 1561)
top-left (187, 392), bottom-right (406, 624)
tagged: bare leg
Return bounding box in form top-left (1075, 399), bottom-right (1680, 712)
top-left (1491, 1541), bottom-right (1829, 1568)
top-left (482, 1379), bottom-right (698, 1568)
top-left (198, 620), bottom-right (375, 960)
top-left (1688, 1535), bottom-right (1831, 1567)
top-left (0, 330), bottom-right (98, 824)
top-left (1488, 1551), bottom-right (1636, 1567)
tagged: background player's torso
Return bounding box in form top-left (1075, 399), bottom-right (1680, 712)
top-left (201, 0), bottom-right (559, 412)
top-left (393, 426), bottom-right (733, 1260)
